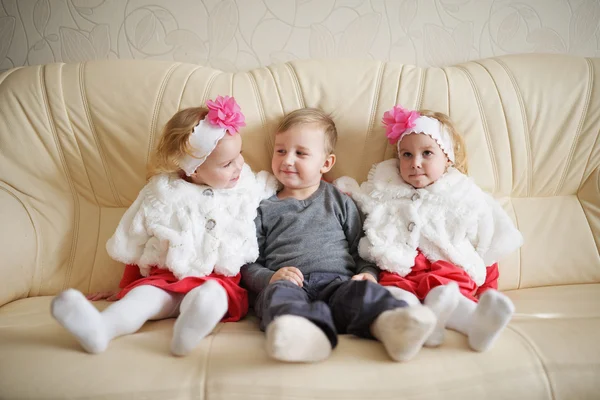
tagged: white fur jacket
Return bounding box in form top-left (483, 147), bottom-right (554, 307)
top-left (106, 164), bottom-right (278, 279)
top-left (335, 159), bottom-right (523, 286)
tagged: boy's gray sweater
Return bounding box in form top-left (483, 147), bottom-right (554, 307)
top-left (241, 181), bottom-right (379, 294)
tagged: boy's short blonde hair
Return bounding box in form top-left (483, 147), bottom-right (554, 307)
top-left (276, 108), bottom-right (337, 155)
top-left (147, 107), bottom-right (208, 179)
top-left (414, 109), bottom-right (468, 175)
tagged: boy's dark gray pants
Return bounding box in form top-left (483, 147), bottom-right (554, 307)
top-left (254, 272), bottom-right (409, 348)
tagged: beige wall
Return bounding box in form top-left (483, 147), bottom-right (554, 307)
top-left (1, 0), bottom-right (599, 73)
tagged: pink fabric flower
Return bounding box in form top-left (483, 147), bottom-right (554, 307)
top-left (206, 95), bottom-right (246, 134)
top-left (382, 105), bottom-right (420, 145)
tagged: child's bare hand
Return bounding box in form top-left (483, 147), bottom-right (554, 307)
top-left (270, 267), bottom-right (304, 287)
top-left (86, 291), bottom-right (119, 301)
top-left (351, 273), bottom-right (378, 283)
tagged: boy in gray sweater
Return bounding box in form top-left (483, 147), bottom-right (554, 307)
top-left (242, 108), bottom-right (439, 363)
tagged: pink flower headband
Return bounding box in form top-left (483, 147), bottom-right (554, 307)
top-left (179, 95), bottom-right (246, 176)
top-left (382, 105), bottom-right (455, 163)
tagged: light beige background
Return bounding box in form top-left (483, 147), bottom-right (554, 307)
top-left (1, 0), bottom-right (599, 73)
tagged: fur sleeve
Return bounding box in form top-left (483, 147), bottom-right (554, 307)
top-left (476, 193), bottom-right (523, 265)
top-left (105, 185), bottom-right (151, 265)
top-left (255, 170), bottom-right (279, 200)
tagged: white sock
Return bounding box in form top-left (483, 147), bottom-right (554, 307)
top-left (171, 280), bottom-right (228, 356)
top-left (52, 286), bottom-right (181, 354)
top-left (371, 305), bottom-right (436, 362)
top-left (423, 282), bottom-right (460, 347)
top-left (265, 315), bottom-right (332, 363)
top-left (51, 289), bottom-right (110, 354)
top-left (468, 290), bottom-right (514, 352)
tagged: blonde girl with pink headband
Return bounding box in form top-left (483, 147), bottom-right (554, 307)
top-left (51, 96), bottom-right (278, 356)
top-left (336, 106), bottom-right (523, 352)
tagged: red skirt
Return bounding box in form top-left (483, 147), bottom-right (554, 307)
top-left (379, 252), bottom-right (499, 302)
top-left (116, 264), bottom-right (248, 322)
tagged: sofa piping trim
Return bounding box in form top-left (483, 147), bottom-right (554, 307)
top-left (505, 324), bottom-right (557, 400)
top-left (496, 58), bottom-right (533, 197)
top-left (284, 62), bottom-right (305, 109)
top-left (457, 64), bottom-right (499, 194)
top-left (79, 62), bottom-right (123, 207)
top-left (146, 62), bottom-right (181, 171)
top-left (40, 64), bottom-right (80, 292)
top-left (555, 57), bottom-right (593, 196)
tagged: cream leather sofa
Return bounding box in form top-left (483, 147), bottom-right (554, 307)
top-left (1, 54), bottom-right (599, 400)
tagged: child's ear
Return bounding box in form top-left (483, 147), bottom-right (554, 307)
top-left (321, 153), bottom-right (336, 174)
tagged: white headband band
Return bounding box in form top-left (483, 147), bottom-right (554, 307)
top-left (382, 106), bottom-right (455, 163)
top-left (398, 116), bottom-right (455, 163)
top-left (176, 95), bottom-right (246, 176)
top-left (179, 119), bottom-right (227, 176)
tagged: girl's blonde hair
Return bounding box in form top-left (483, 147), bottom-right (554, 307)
top-left (413, 109), bottom-right (468, 175)
top-left (276, 108), bottom-right (337, 155)
top-left (147, 107), bottom-right (208, 179)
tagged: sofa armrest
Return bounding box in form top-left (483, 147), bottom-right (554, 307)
top-left (0, 185), bottom-right (36, 306)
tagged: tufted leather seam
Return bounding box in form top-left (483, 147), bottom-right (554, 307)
top-left (415, 67), bottom-right (425, 110)
top-left (67, 63), bottom-right (99, 205)
top-left (79, 62), bottom-right (123, 207)
top-left (40, 64), bottom-right (80, 292)
top-left (266, 66), bottom-right (285, 149)
top-left (0, 184), bottom-right (38, 299)
top-left (555, 58), bottom-right (593, 196)
top-left (442, 66), bottom-right (450, 115)
top-left (147, 63), bottom-right (181, 171)
top-left (0, 66), bottom-right (23, 86)
top-left (200, 71), bottom-right (220, 110)
top-left (578, 59), bottom-right (599, 192)
top-left (495, 58), bottom-right (532, 197)
top-left (387, 64), bottom-right (405, 159)
top-left (505, 324), bottom-right (557, 400)
top-left (456, 65), bottom-right (499, 193)
top-left (203, 324), bottom-right (223, 400)
top-left (176, 65), bottom-right (204, 111)
top-left (511, 199), bottom-right (523, 289)
top-left (365, 62), bottom-right (385, 170)
top-left (86, 205), bottom-right (102, 293)
top-left (248, 70), bottom-right (267, 142)
top-left (285, 62), bottom-right (305, 108)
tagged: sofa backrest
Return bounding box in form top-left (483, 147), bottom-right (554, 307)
top-left (1, 54), bottom-right (599, 305)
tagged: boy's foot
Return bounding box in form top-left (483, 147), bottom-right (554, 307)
top-left (50, 289), bottom-right (109, 353)
top-left (371, 305), bottom-right (436, 362)
top-left (468, 290), bottom-right (514, 352)
top-left (266, 315), bottom-right (332, 363)
top-left (171, 280), bottom-right (228, 356)
top-left (423, 282), bottom-right (460, 347)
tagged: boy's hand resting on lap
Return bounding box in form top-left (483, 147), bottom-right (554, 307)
top-left (351, 273), bottom-right (377, 283)
top-left (270, 267), bottom-right (304, 287)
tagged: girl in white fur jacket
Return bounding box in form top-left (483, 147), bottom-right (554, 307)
top-left (51, 96), bottom-right (277, 356)
top-left (335, 106), bottom-right (523, 352)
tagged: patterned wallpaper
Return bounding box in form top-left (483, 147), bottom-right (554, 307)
top-left (1, 0), bottom-right (599, 73)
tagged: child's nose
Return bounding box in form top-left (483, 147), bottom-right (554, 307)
top-left (411, 157), bottom-right (422, 168)
top-left (283, 153), bottom-right (294, 165)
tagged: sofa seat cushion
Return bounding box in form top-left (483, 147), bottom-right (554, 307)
top-left (0, 285), bottom-right (598, 399)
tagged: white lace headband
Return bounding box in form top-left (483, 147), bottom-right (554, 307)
top-left (382, 106), bottom-right (455, 163)
top-left (178, 95), bottom-right (246, 176)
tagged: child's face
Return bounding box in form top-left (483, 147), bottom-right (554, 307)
top-left (397, 133), bottom-right (450, 188)
top-left (272, 123), bottom-right (335, 197)
top-left (190, 133), bottom-right (244, 189)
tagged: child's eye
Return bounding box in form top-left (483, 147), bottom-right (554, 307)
top-left (402, 152), bottom-right (412, 158)
top-left (276, 149), bottom-right (286, 154)
top-left (224, 162), bottom-right (232, 168)
top-left (423, 150), bottom-right (433, 156)
top-left (296, 151), bottom-right (305, 156)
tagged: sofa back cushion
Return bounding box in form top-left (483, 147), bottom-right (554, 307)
top-left (0, 55), bottom-right (599, 304)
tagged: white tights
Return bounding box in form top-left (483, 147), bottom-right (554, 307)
top-left (51, 280), bottom-right (228, 356)
top-left (386, 284), bottom-right (514, 351)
